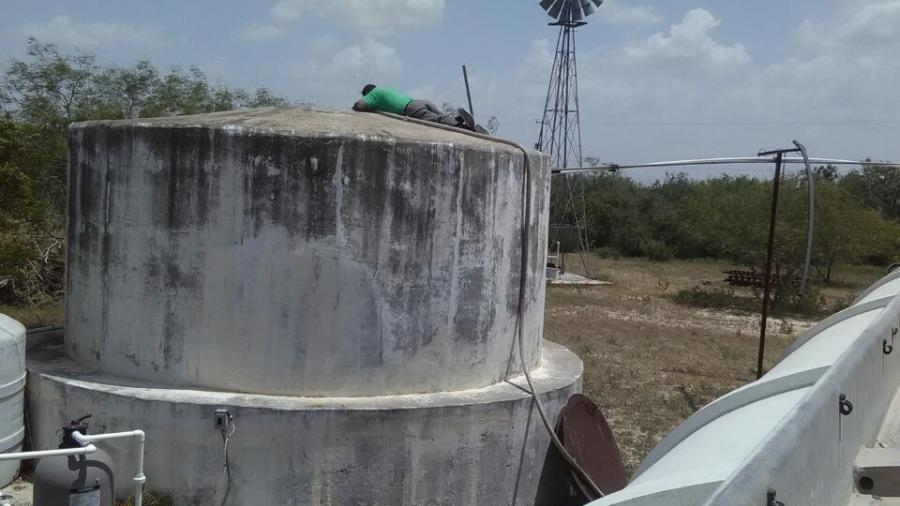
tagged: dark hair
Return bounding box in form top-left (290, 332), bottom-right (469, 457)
top-left (362, 84), bottom-right (376, 96)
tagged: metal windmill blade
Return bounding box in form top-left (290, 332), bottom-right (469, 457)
top-left (570, 2), bottom-right (584, 22)
top-left (539, 0), bottom-right (603, 23)
top-left (546, 0), bottom-right (566, 21)
top-left (580, 0), bottom-right (601, 17)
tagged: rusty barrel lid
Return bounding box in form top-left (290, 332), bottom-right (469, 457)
top-left (556, 393), bottom-right (628, 498)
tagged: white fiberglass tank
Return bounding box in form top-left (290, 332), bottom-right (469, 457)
top-left (0, 314), bottom-right (25, 487)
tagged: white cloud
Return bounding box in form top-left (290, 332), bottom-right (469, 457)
top-left (839, 0), bottom-right (900, 44)
top-left (307, 36), bottom-right (341, 55)
top-left (269, 4), bottom-right (900, 172)
top-left (285, 38), bottom-right (401, 85)
top-left (20, 15), bottom-right (165, 48)
top-left (793, 19), bottom-right (827, 51)
top-left (271, 0), bottom-right (305, 22)
top-left (406, 84), bottom-right (437, 102)
top-left (429, 4), bottom-right (900, 176)
top-left (595, 0), bottom-right (662, 26)
top-left (270, 0), bottom-right (444, 35)
top-left (626, 9), bottom-right (751, 66)
top-left (283, 37), bottom-right (404, 106)
top-left (525, 38), bottom-right (554, 69)
top-left (241, 22), bottom-right (285, 41)
top-left (331, 38), bottom-right (402, 75)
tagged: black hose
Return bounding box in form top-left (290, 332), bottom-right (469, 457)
top-left (375, 111), bottom-right (604, 499)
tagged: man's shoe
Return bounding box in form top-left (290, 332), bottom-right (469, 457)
top-left (457, 108), bottom-right (476, 131)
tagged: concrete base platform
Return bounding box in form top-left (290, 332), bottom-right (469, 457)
top-left (26, 334), bottom-right (582, 506)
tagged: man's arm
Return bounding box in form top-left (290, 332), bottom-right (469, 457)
top-left (352, 100), bottom-right (371, 112)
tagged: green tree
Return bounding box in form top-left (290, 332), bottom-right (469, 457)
top-left (840, 166), bottom-right (900, 221)
top-left (0, 38), bottom-right (99, 128)
top-left (0, 38), bottom-right (288, 304)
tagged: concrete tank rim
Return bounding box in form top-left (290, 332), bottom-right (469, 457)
top-left (28, 340), bottom-right (581, 411)
top-left (68, 106), bottom-right (544, 158)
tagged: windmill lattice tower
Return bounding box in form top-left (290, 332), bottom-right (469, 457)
top-left (536, 0), bottom-right (602, 275)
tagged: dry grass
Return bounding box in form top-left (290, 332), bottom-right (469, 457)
top-left (544, 256), bottom-right (883, 474)
top-left (0, 302), bottom-right (63, 327)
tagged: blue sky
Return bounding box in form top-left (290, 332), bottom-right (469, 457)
top-left (3, 0), bottom-right (900, 179)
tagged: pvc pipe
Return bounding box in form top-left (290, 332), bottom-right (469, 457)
top-left (73, 430), bottom-right (146, 506)
top-left (0, 444), bottom-right (97, 460)
top-left (554, 157), bottom-right (900, 174)
top-left (793, 141), bottom-right (815, 295)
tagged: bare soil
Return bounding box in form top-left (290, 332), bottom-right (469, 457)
top-left (544, 255), bottom-right (883, 474)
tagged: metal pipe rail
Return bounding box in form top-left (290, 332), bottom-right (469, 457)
top-left (553, 157), bottom-right (900, 174)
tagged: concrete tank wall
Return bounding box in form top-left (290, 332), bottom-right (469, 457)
top-left (64, 108), bottom-right (549, 396)
top-left (28, 338), bottom-right (582, 505)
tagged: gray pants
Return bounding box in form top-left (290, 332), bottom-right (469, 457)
top-left (404, 100), bottom-right (460, 127)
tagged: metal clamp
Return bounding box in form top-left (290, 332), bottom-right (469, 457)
top-left (885, 339), bottom-right (894, 355)
top-left (840, 394), bottom-right (854, 416)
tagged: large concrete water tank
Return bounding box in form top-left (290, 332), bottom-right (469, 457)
top-left (27, 107), bottom-right (583, 504)
top-left (63, 108), bottom-right (545, 396)
top-left (0, 314), bottom-right (25, 487)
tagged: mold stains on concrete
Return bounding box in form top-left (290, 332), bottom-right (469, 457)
top-left (64, 110), bottom-right (549, 396)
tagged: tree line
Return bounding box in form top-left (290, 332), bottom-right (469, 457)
top-left (0, 38), bottom-right (287, 304)
top-left (551, 168), bottom-right (899, 311)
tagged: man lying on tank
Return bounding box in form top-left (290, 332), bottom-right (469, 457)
top-left (352, 84), bottom-right (486, 133)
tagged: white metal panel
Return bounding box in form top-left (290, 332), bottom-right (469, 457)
top-left (764, 310), bottom-right (881, 381)
top-left (706, 293), bottom-right (900, 505)
top-left (857, 277), bottom-right (900, 305)
top-left (635, 388), bottom-right (808, 485)
top-left (591, 389), bottom-right (808, 505)
top-left (853, 269), bottom-right (900, 306)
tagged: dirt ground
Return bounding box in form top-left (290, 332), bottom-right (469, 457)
top-left (544, 255), bottom-right (884, 475)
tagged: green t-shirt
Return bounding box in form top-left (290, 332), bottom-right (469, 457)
top-left (362, 87), bottom-right (412, 115)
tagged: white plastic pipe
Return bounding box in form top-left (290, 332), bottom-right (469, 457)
top-left (73, 430), bottom-right (146, 506)
top-left (0, 444), bottom-right (97, 460)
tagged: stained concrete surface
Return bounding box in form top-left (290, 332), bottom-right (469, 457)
top-left (27, 107), bottom-right (582, 504)
top-left (65, 106), bottom-right (549, 397)
top-left (28, 331), bottom-right (582, 505)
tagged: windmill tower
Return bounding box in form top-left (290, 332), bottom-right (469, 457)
top-left (536, 0), bottom-right (602, 277)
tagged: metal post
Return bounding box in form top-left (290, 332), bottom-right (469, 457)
top-left (757, 153), bottom-right (784, 379)
top-left (462, 65), bottom-right (474, 117)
